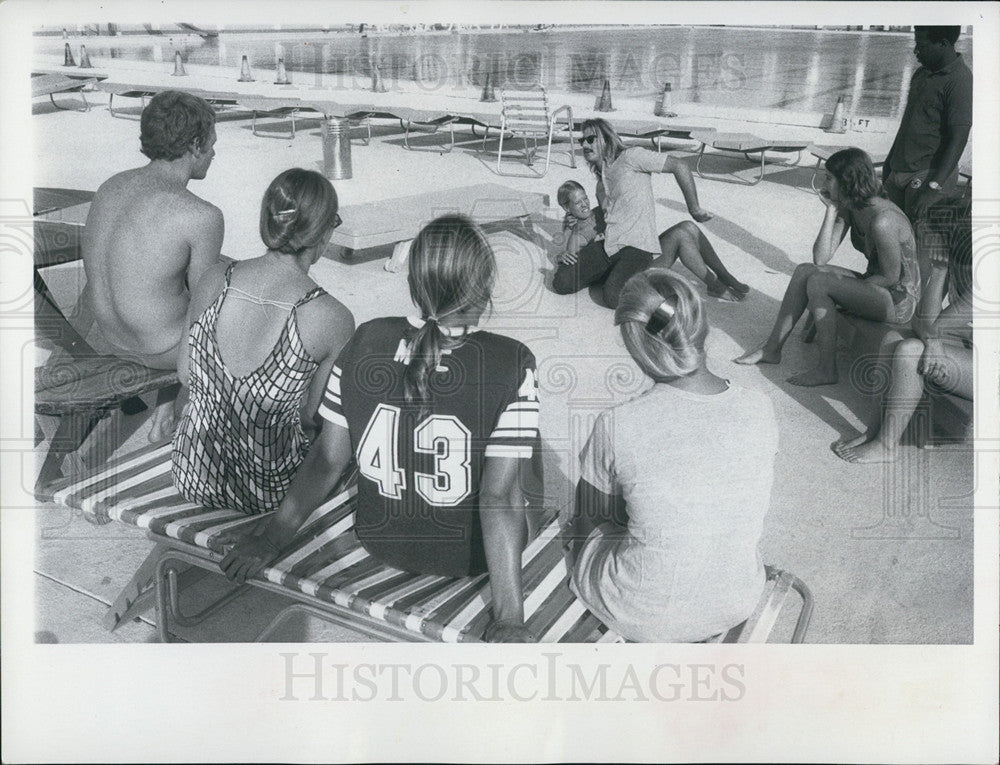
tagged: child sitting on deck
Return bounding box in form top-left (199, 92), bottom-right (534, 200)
top-left (569, 270), bottom-right (778, 642)
top-left (556, 180), bottom-right (605, 267)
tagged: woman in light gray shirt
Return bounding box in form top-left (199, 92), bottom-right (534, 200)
top-left (570, 269), bottom-right (778, 642)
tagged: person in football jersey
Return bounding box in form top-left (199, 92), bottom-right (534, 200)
top-left (569, 269), bottom-right (778, 642)
top-left (221, 215), bottom-right (541, 642)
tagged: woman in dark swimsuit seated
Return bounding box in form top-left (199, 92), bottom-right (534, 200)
top-left (735, 147), bottom-right (919, 387)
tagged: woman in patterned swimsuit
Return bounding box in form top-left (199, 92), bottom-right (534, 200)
top-left (172, 168), bottom-right (355, 513)
top-left (735, 147), bottom-right (920, 387)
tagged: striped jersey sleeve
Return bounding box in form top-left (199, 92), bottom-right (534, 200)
top-left (317, 335), bottom-right (356, 429)
top-left (485, 351), bottom-right (539, 459)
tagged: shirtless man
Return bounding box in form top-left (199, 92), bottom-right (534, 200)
top-left (80, 89), bottom-right (223, 370)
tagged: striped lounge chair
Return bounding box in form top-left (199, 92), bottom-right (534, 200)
top-left (38, 441), bottom-right (813, 643)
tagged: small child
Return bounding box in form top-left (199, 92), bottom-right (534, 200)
top-left (556, 180), bottom-right (604, 265)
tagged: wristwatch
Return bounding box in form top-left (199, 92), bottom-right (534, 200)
top-left (927, 181), bottom-right (943, 192)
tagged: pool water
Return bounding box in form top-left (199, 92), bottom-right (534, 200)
top-left (37, 25), bottom-right (974, 119)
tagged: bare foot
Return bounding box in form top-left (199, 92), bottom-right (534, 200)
top-left (832, 430), bottom-right (873, 454)
top-left (734, 345), bottom-right (780, 365)
top-left (384, 255), bottom-right (407, 273)
top-left (706, 275), bottom-right (728, 297)
top-left (835, 438), bottom-right (898, 464)
top-left (385, 239), bottom-right (412, 273)
top-left (82, 502), bottom-right (113, 525)
top-left (727, 280), bottom-right (750, 295)
top-left (786, 368), bottom-right (838, 387)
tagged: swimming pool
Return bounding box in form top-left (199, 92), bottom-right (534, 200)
top-left (35, 25), bottom-right (973, 119)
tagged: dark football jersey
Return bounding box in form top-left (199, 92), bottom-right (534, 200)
top-left (318, 317), bottom-right (539, 577)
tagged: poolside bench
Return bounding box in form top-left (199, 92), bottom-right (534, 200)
top-left (328, 183), bottom-right (549, 272)
top-left (37, 440), bottom-right (813, 643)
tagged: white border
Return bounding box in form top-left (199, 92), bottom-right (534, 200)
top-left (2, 2), bottom-right (998, 763)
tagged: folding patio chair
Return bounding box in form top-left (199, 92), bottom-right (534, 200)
top-left (486, 85), bottom-right (576, 177)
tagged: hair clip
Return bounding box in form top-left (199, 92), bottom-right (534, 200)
top-left (275, 207), bottom-right (297, 216)
top-left (645, 296), bottom-right (677, 335)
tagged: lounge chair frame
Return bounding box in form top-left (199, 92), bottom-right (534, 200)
top-left (694, 132), bottom-right (808, 186)
top-left (487, 86), bottom-right (576, 177)
top-left (39, 440), bottom-right (814, 644)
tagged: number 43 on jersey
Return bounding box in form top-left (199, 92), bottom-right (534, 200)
top-left (356, 404), bottom-right (473, 507)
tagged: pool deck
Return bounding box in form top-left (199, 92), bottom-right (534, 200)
top-left (27, 53), bottom-right (975, 645)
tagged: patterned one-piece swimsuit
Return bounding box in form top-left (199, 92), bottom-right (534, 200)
top-left (172, 263), bottom-right (326, 514)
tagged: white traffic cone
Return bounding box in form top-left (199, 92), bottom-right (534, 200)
top-left (826, 95), bottom-right (848, 134)
top-left (171, 50), bottom-right (187, 76)
top-left (654, 82), bottom-right (674, 117)
top-left (238, 54), bottom-right (254, 82)
top-left (274, 57), bottom-right (291, 85)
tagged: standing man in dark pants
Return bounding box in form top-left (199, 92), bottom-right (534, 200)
top-left (883, 26), bottom-right (972, 225)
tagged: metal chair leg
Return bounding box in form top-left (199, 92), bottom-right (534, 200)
top-left (154, 550), bottom-right (249, 642)
top-left (49, 90), bottom-right (89, 112)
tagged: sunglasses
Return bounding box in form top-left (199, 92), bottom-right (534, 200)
top-left (581, 135), bottom-right (598, 146)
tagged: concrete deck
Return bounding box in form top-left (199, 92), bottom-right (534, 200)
top-left (28, 55), bottom-right (974, 644)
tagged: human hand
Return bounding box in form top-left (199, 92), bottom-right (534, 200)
top-left (558, 249), bottom-right (579, 265)
top-left (818, 187), bottom-right (840, 210)
top-left (483, 619), bottom-right (537, 643)
top-left (689, 207), bottom-right (713, 223)
top-left (562, 211), bottom-right (579, 230)
top-left (219, 532), bottom-right (282, 584)
top-left (917, 340), bottom-right (950, 387)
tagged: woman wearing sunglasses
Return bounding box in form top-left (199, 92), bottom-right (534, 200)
top-left (552, 118), bottom-right (748, 308)
top-left (172, 168), bottom-right (355, 514)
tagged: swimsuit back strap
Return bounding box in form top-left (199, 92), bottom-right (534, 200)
top-left (294, 286), bottom-right (327, 308)
top-left (223, 260), bottom-right (237, 288)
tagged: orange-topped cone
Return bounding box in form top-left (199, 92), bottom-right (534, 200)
top-left (274, 57), bottom-right (291, 85)
top-left (63, 42), bottom-right (76, 67)
top-left (595, 79), bottom-right (613, 112)
top-left (78, 45), bottom-right (93, 69)
top-left (826, 95), bottom-right (848, 134)
top-left (237, 54), bottom-right (254, 82)
top-left (480, 72), bottom-right (497, 102)
top-left (371, 59), bottom-right (387, 93)
top-left (654, 81), bottom-right (674, 116)
top-left (171, 50), bottom-right (187, 76)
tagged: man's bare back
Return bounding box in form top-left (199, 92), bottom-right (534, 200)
top-left (81, 107), bottom-right (222, 370)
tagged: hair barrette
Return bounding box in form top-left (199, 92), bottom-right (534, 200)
top-left (645, 296), bottom-right (677, 335)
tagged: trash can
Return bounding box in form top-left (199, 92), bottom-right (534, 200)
top-left (323, 117), bottom-right (352, 180)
